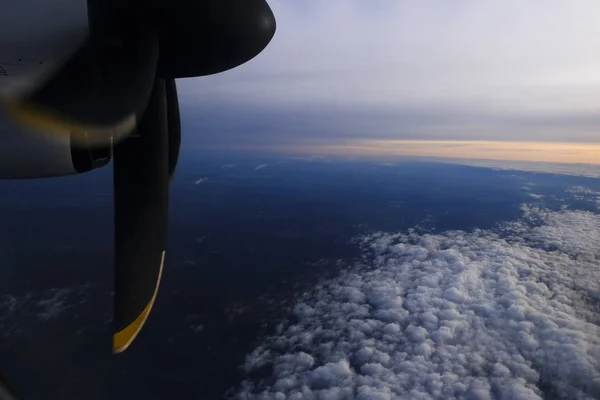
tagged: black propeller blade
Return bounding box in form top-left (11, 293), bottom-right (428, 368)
top-left (0, 371), bottom-right (18, 400)
top-left (112, 77), bottom-right (181, 353)
top-left (166, 79), bottom-right (181, 180)
top-left (112, 78), bottom-right (170, 353)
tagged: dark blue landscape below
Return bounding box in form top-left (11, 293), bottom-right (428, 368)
top-left (0, 150), bottom-right (599, 399)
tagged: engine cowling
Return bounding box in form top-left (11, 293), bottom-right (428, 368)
top-left (0, 115), bottom-right (110, 179)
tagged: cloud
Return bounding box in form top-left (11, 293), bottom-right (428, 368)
top-left (195, 177), bottom-right (208, 185)
top-left (236, 205), bottom-right (600, 399)
top-left (0, 285), bottom-right (94, 330)
top-left (429, 158), bottom-right (600, 178)
top-left (36, 289), bottom-right (72, 320)
top-left (255, 164), bottom-right (269, 171)
top-left (568, 186), bottom-right (600, 209)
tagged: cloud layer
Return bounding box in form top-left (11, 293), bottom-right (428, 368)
top-left (236, 205), bottom-right (600, 399)
top-left (567, 186), bottom-right (600, 208)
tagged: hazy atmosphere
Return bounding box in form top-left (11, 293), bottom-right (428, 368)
top-left (180, 0), bottom-right (600, 162)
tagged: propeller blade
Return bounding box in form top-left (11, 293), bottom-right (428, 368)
top-left (112, 78), bottom-right (168, 353)
top-left (165, 78), bottom-right (181, 179)
top-left (0, 371), bottom-right (18, 400)
top-left (5, 28), bottom-right (159, 147)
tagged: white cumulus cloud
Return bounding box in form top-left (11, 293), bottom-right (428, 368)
top-left (236, 205), bottom-right (600, 399)
top-left (568, 186), bottom-right (600, 209)
top-left (36, 288), bottom-right (72, 320)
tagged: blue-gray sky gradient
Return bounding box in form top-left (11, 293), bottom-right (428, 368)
top-left (178, 0), bottom-right (600, 148)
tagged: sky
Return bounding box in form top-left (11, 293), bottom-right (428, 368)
top-left (178, 0), bottom-right (600, 163)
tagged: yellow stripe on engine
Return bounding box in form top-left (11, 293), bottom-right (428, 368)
top-left (113, 251), bottom-right (165, 354)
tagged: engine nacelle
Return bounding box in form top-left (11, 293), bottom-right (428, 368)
top-left (0, 116), bottom-right (110, 179)
top-left (0, 0), bottom-right (107, 179)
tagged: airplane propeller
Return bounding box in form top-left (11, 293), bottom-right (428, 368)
top-left (3, 0), bottom-right (276, 353)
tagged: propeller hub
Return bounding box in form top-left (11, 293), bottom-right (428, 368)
top-left (156, 0), bottom-right (277, 78)
top-left (88, 0), bottom-right (277, 79)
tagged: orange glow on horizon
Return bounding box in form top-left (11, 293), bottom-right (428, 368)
top-left (229, 140), bottom-right (600, 165)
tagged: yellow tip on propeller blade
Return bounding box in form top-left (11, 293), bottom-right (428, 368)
top-left (113, 251), bottom-right (165, 354)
